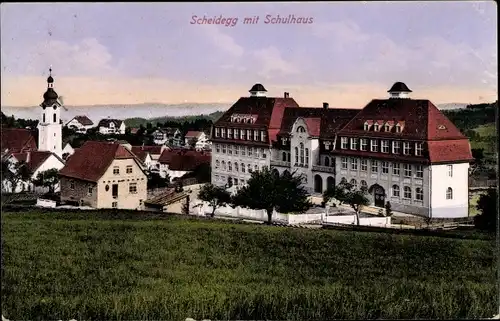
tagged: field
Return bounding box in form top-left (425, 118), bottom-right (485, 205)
top-left (471, 122), bottom-right (497, 155)
top-left (1, 210), bottom-right (496, 320)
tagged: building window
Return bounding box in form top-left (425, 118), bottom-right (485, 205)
top-left (381, 140), bottom-right (389, 153)
top-left (222, 161), bottom-right (226, 170)
top-left (360, 180), bottom-right (368, 190)
top-left (403, 164), bottom-right (412, 177)
top-left (105, 184), bottom-right (109, 191)
top-left (228, 128), bottom-right (233, 139)
top-left (403, 142), bottom-right (411, 155)
top-left (392, 163), bottom-right (400, 176)
top-left (415, 143), bottom-right (423, 156)
top-left (261, 130), bottom-right (265, 142)
top-left (282, 152), bottom-right (287, 161)
top-left (373, 123), bottom-right (379, 131)
top-left (415, 188), bottom-right (423, 201)
top-left (360, 139), bottom-right (368, 151)
top-left (240, 130), bottom-right (245, 140)
top-left (253, 147), bottom-right (259, 158)
top-left (305, 148), bottom-right (309, 164)
top-left (113, 166), bottom-right (120, 175)
top-left (215, 160), bottom-right (220, 169)
top-left (341, 157), bottom-right (348, 169)
top-left (384, 123), bottom-right (391, 132)
top-left (112, 202), bottom-right (118, 208)
top-left (126, 165), bottom-right (133, 174)
top-left (299, 143), bottom-right (305, 164)
top-left (371, 160), bottom-right (378, 173)
top-left (215, 144), bottom-right (220, 153)
top-left (350, 138), bottom-right (359, 150)
top-left (416, 165), bottom-right (423, 178)
top-left (248, 146), bottom-right (252, 157)
top-left (395, 124), bottom-right (401, 133)
top-left (254, 164), bottom-right (258, 172)
top-left (53, 114), bottom-right (57, 123)
top-left (129, 183), bottom-right (137, 194)
top-left (228, 145), bottom-right (233, 155)
top-left (234, 162), bottom-right (239, 172)
top-left (287, 153), bottom-right (291, 162)
top-left (447, 165), bottom-right (453, 177)
top-left (363, 122), bottom-right (370, 131)
top-left (350, 158), bottom-right (358, 170)
top-left (294, 147), bottom-right (298, 163)
top-left (341, 137), bottom-right (348, 149)
top-left (215, 128), bottom-right (220, 137)
top-left (403, 186), bottom-right (412, 199)
top-left (247, 130), bottom-right (252, 140)
top-left (234, 129), bottom-right (240, 139)
top-left (253, 130), bottom-right (259, 141)
top-left (392, 141), bottom-right (400, 154)
top-left (241, 146), bottom-right (246, 156)
top-left (70, 180), bottom-right (75, 190)
top-left (241, 163), bottom-right (245, 173)
top-left (228, 162), bottom-right (232, 171)
top-left (43, 114), bottom-right (46, 123)
top-left (297, 126), bottom-right (306, 133)
top-left (221, 128), bottom-right (226, 138)
top-left (392, 185), bottom-right (400, 197)
top-left (324, 157), bottom-right (330, 167)
top-left (87, 186), bottom-right (92, 195)
top-left (247, 164), bottom-right (252, 173)
top-left (234, 145), bottom-right (239, 155)
top-left (222, 144), bottom-right (226, 154)
top-left (382, 161), bottom-right (389, 174)
top-left (446, 187), bottom-right (453, 199)
top-left (350, 179), bottom-right (357, 189)
top-left (370, 140), bottom-right (378, 152)
top-left (360, 159), bottom-right (367, 171)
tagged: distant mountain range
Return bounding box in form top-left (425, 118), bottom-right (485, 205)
top-left (0, 102), bottom-right (470, 123)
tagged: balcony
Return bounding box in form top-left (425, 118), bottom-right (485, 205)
top-left (270, 160), bottom-right (291, 167)
top-left (312, 165), bottom-right (335, 174)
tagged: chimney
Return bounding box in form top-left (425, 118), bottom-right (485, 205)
top-left (284, 92), bottom-right (289, 98)
top-left (323, 102), bottom-right (329, 109)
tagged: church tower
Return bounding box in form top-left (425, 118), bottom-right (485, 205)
top-left (38, 67), bottom-right (63, 157)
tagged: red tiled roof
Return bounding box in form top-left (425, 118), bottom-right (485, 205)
top-left (427, 140), bottom-right (473, 163)
top-left (168, 151), bottom-right (211, 171)
top-left (11, 151), bottom-right (59, 174)
top-left (303, 118), bottom-right (322, 137)
top-left (130, 147), bottom-right (149, 162)
top-left (1, 128), bottom-right (37, 153)
top-left (213, 96), bottom-right (300, 144)
top-left (158, 148), bottom-right (182, 164)
top-left (131, 145), bottom-right (163, 155)
top-left (338, 99), bottom-right (466, 141)
top-left (185, 131), bottom-right (203, 138)
top-left (97, 119), bottom-right (123, 128)
top-left (72, 115), bottom-right (94, 126)
top-left (59, 140), bottom-right (140, 182)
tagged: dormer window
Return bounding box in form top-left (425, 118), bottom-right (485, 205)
top-left (246, 129), bottom-right (251, 140)
top-left (363, 122), bottom-right (371, 131)
top-left (247, 118), bottom-right (252, 124)
top-left (373, 123), bottom-right (379, 131)
top-left (350, 138), bottom-right (358, 150)
top-left (235, 117), bottom-right (240, 123)
top-left (395, 124), bottom-right (402, 133)
top-left (221, 128), bottom-right (226, 138)
top-left (228, 128), bottom-right (233, 139)
top-left (415, 142), bottom-right (423, 156)
top-left (215, 128), bottom-right (220, 137)
top-left (260, 130), bottom-right (266, 142)
top-left (234, 129), bottom-right (240, 139)
top-left (341, 137), bottom-right (348, 149)
top-left (384, 123), bottom-right (392, 132)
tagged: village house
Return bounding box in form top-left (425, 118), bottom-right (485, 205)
top-left (65, 115), bottom-right (94, 133)
top-left (98, 118), bottom-right (126, 135)
top-left (153, 127), bottom-right (182, 146)
top-left (210, 82), bottom-right (473, 218)
top-left (59, 141), bottom-right (147, 209)
top-left (130, 145), bottom-right (167, 172)
top-left (157, 148), bottom-right (211, 181)
top-left (2, 151), bottom-right (65, 193)
top-left (184, 131), bottom-right (209, 150)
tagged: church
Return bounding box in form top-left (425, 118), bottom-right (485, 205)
top-left (1, 68), bottom-right (73, 193)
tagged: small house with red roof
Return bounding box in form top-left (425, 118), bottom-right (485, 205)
top-left (66, 115), bottom-right (94, 133)
top-left (2, 150), bottom-right (65, 193)
top-left (58, 141), bottom-right (147, 209)
top-left (153, 127), bottom-right (182, 146)
top-left (210, 82), bottom-right (473, 218)
top-left (130, 145), bottom-right (167, 172)
top-left (157, 148), bottom-right (211, 181)
top-left (184, 130), bottom-right (209, 150)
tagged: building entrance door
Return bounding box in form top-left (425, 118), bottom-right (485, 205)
top-left (374, 186), bottom-right (385, 208)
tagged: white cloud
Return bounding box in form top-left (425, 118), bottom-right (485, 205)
top-left (201, 26), bottom-right (244, 57)
top-left (253, 46), bottom-right (300, 79)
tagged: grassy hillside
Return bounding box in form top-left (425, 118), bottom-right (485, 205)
top-left (1, 210), bottom-right (495, 320)
top-left (125, 111), bottom-right (224, 127)
top-left (471, 123), bottom-right (497, 154)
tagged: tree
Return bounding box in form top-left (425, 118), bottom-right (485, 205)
top-left (474, 188), bottom-right (497, 232)
top-left (231, 167), bottom-right (312, 224)
top-left (1, 160), bottom-right (32, 193)
top-left (385, 201), bottom-right (393, 217)
top-left (198, 184), bottom-right (232, 217)
top-left (323, 182), bottom-right (370, 226)
top-left (32, 168), bottom-right (60, 194)
top-left (147, 172), bottom-right (170, 189)
top-left (470, 148), bottom-right (485, 175)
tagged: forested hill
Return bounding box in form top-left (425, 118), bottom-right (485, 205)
top-left (124, 111), bottom-right (224, 128)
top-left (442, 101), bottom-right (497, 132)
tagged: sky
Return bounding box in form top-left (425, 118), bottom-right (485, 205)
top-left (1, 2), bottom-right (497, 107)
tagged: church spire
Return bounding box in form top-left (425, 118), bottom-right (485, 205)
top-left (42, 66), bottom-right (58, 103)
